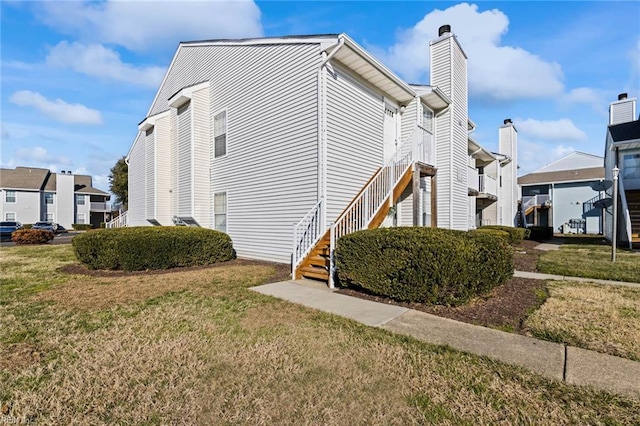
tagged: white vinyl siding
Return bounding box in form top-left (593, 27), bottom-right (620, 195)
top-left (400, 98), bottom-right (419, 145)
top-left (154, 114), bottom-right (173, 225)
top-left (213, 192), bottom-right (227, 233)
top-left (214, 110), bottom-right (227, 158)
top-left (325, 65), bottom-right (384, 221)
top-left (5, 190), bottom-right (16, 203)
top-left (431, 35), bottom-right (469, 230)
top-left (192, 87), bottom-right (211, 228)
top-left (127, 133), bottom-right (147, 226)
top-left (145, 127), bottom-right (156, 221)
top-left (134, 43), bottom-right (320, 263)
top-left (176, 101), bottom-right (192, 217)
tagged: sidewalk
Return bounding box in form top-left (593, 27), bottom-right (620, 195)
top-left (514, 270), bottom-right (640, 288)
top-left (251, 279), bottom-right (640, 400)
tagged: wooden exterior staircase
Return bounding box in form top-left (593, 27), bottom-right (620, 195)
top-left (292, 125), bottom-right (436, 285)
top-left (626, 190), bottom-right (640, 246)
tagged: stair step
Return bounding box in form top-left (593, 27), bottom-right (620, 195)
top-left (299, 266), bottom-right (329, 281)
top-left (307, 255), bottom-right (329, 267)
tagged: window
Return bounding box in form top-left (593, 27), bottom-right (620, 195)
top-left (623, 153), bottom-right (640, 179)
top-left (76, 194), bottom-right (85, 205)
top-left (214, 111), bottom-right (227, 157)
top-left (77, 213), bottom-right (86, 224)
top-left (5, 212), bottom-right (15, 221)
top-left (45, 192), bottom-right (54, 204)
top-left (214, 192), bottom-right (227, 233)
top-left (46, 213), bottom-right (54, 222)
top-left (5, 190), bottom-right (16, 203)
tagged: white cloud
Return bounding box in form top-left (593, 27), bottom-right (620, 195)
top-left (37, 1), bottom-right (263, 52)
top-left (560, 87), bottom-right (608, 116)
top-left (517, 139), bottom-right (576, 175)
top-left (371, 3), bottom-right (564, 100)
top-left (9, 90), bottom-right (103, 125)
top-left (46, 41), bottom-right (165, 88)
top-left (15, 146), bottom-right (71, 166)
top-left (514, 118), bottom-right (587, 141)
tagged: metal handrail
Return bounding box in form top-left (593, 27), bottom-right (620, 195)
top-left (618, 176), bottom-right (633, 249)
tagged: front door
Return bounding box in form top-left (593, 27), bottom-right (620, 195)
top-left (383, 103), bottom-right (398, 163)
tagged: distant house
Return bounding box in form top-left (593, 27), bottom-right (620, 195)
top-left (121, 26), bottom-right (519, 284)
top-left (604, 93), bottom-right (640, 247)
top-left (518, 152), bottom-right (605, 234)
top-left (0, 167), bottom-right (110, 228)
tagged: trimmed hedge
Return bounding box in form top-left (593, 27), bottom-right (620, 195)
top-left (72, 223), bottom-right (93, 230)
top-left (471, 228), bottom-right (510, 243)
top-left (72, 226), bottom-right (235, 271)
top-left (336, 227), bottom-right (513, 306)
top-left (478, 225), bottom-right (530, 244)
top-left (527, 226), bottom-right (553, 241)
top-left (12, 229), bottom-right (54, 245)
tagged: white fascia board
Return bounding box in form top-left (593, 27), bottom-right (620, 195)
top-left (138, 110), bottom-right (170, 131)
top-left (334, 33), bottom-right (416, 102)
top-left (168, 81), bottom-right (210, 108)
top-left (468, 138), bottom-right (496, 161)
top-left (184, 35), bottom-right (338, 48)
top-left (412, 85), bottom-right (451, 111)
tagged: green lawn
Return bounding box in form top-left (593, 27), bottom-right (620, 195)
top-left (1, 245), bottom-right (638, 424)
top-left (538, 244), bottom-right (640, 282)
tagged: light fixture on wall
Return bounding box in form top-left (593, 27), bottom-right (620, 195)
top-left (399, 105), bottom-right (406, 114)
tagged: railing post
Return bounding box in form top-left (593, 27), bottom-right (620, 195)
top-left (329, 223), bottom-right (336, 289)
top-left (291, 223), bottom-right (297, 279)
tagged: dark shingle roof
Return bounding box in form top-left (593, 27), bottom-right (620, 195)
top-left (518, 167), bottom-right (605, 185)
top-left (609, 120), bottom-right (640, 143)
top-left (0, 167), bottom-right (50, 190)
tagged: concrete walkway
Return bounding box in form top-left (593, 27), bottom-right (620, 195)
top-left (252, 279), bottom-right (640, 400)
top-left (514, 270), bottom-right (640, 288)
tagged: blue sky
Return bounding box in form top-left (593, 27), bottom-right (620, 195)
top-left (2, 1), bottom-right (639, 193)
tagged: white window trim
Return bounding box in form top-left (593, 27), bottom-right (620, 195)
top-left (46, 212), bottom-right (54, 222)
top-left (76, 194), bottom-right (86, 205)
top-left (77, 213), bottom-right (86, 224)
top-left (44, 192), bottom-right (55, 205)
top-left (213, 191), bottom-right (227, 233)
top-left (5, 212), bottom-right (16, 221)
top-left (5, 190), bottom-right (16, 203)
top-left (213, 108), bottom-right (228, 159)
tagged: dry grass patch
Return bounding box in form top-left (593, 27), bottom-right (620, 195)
top-left (2, 245), bottom-right (640, 424)
top-left (526, 280), bottom-right (640, 361)
top-left (33, 264), bottom-right (278, 311)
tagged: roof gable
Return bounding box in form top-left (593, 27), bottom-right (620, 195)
top-left (533, 151), bottom-right (603, 174)
top-left (0, 167), bottom-right (50, 190)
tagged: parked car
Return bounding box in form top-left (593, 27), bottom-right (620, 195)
top-left (31, 222), bottom-right (60, 234)
top-left (0, 221), bottom-right (23, 241)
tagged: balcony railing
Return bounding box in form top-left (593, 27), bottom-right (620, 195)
top-left (479, 175), bottom-right (497, 197)
top-left (90, 202), bottom-right (110, 212)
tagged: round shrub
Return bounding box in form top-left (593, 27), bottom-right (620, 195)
top-left (478, 225), bottom-right (529, 244)
top-left (72, 226), bottom-right (235, 271)
top-left (336, 227), bottom-right (513, 306)
top-left (72, 223), bottom-right (93, 231)
top-left (12, 229), bottom-right (54, 245)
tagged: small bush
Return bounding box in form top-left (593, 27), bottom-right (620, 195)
top-left (528, 226), bottom-right (553, 241)
top-left (336, 227), bottom-right (513, 306)
top-left (72, 223), bottom-right (93, 231)
top-left (478, 225), bottom-right (529, 244)
top-left (23, 224), bottom-right (33, 229)
top-left (72, 226), bottom-right (235, 271)
top-left (100, 222), bottom-right (106, 228)
top-left (12, 229), bottom-right (54, 245)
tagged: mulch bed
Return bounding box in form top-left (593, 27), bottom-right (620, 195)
top-left (337, 240), bottom-right (549, 333)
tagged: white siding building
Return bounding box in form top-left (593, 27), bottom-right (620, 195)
top-left (124, 26), bottom-right (519, 283)
top-left (0, 167), bottom-right (111, 228)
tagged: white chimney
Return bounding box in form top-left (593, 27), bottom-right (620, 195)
top-left (609, 93), bottom-right (637, 125)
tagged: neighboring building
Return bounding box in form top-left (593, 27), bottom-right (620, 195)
top-left (0, 167), bottom-right (111, 228)
top-left (123, 26), bottom-right (519, 283)
top-left (604, 93), bottom-right (640, 247)
top-left (518, 152), bottom-right (605, 234)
